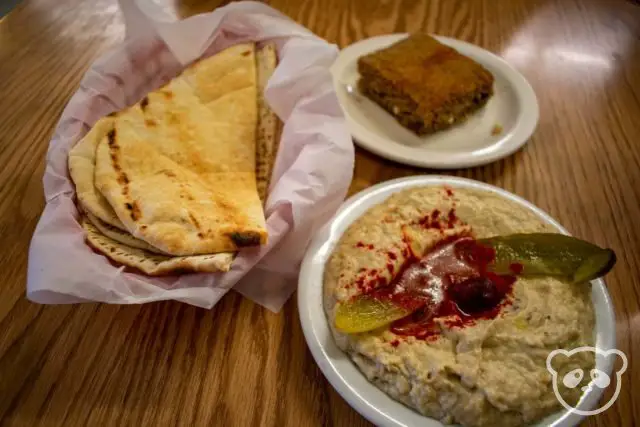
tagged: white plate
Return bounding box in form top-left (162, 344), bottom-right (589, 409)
top-left (331, 34), bottom-right (539, 169)
top-left (298, 176), bottom-right (616, 427)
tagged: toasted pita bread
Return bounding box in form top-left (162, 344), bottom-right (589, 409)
top-left (182, 43), bottom-right (260, 108)
top-left (82, 218), bottom-right (235, 275)
top-left (68, 117), bottom-right (126, 230)
top-left (94, 43), bottom-right (267, 256)
top-left (68, 45), bottom-right (266, 231)
top-left (85, 212), bottom-right (168, 254)
top-left (255, 43), bottom-right (279, 204)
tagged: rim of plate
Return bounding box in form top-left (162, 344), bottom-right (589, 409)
top-left (332, 34), bottom-right (540, 169)
top-left (298, 176), bottom-right (616, 427)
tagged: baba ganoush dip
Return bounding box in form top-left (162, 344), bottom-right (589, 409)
top-left (323, 186), bottom-right (595, 427)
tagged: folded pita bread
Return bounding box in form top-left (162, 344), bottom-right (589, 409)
top-left (93, 43), bottom-right (267, 256)
top-left (68, 117), bottom-right (126, 230)
top-left (82, 218), bottom-right (234, 275)
top-left (85, 212), bottom-right (168, 254)
top-left (255, 43), bottom-right (280, 204)
top-left (68, 44), bottom-right (268, 231)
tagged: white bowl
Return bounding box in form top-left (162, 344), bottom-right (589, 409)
top-left (298, 176), bottom-right (616, 427)
top-left (332, 34), bottom-right (539, 169)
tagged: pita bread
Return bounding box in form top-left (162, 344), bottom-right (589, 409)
top-left (255, 43), bottom-right (280, 204)
top-left (67, 44), bottom-right (263, 231)
top-left (68, 117), bottom-right (126, 230)
top-left (85, 212), bottom-right (168, 254)
top-left (182, 43), bottom-right (260, 107)
top-left (82, 218), bottom-right (235, 275)
top-left (94, 43), bottom-right (267, 256)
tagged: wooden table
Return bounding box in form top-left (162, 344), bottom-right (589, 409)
top-left (1, 0), bottom-right (638, 426)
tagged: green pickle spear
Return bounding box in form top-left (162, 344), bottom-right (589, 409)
top-left (335, 233), bottom-right (616, 334)
top-left (334, 297), bottom-right (413, 334)
top-left (478, 233), bottom-right (616, 283)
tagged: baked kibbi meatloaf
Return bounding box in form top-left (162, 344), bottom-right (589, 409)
top-left (357, 34), bottom-right (494, 135)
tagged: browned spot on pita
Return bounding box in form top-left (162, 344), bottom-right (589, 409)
top-left (229, 231), bottom-right (261, 247)
top-left (197, 232), bottom-right (204, 239)
top-left (145, 118), bottom-right (156, 127)
top-left (241, 50), bottom-right (251, 56)
top-left (216, 199), bottom-right (241, 224)
top-left (107, 111), bottom-right (118, 117)
top-left (110, 247), bottom-right (115, 252)
top-left (106, 128), bottom-right (130, 196)
top-left (167, 113), bottom-right (180, 125)
top-left (188, 212), bottom-right (201, 229)
top-left (161, 90), bottom-right (173, 100)
top-left (117, 173), bottom-right (129, 185)
top-left (141, 225), bottom-right (147, 230)
top-left (125, 201), bottom-right (141, 221)
top-left (107, 128), bottom-right (117, 147)
top-left (160, 169), bottom-right (176, 178)
top-left (218, 199), bottom-right (232, 210)
top-left (140, 96), bottom-right (149, 111)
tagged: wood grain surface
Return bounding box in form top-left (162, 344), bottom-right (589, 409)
top-left (1, 0), bottom-right (639, 426)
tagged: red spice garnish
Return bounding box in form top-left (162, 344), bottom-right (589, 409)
top-left (444, 186), bottom-right (454, 197)
top-left (370, 285), bottom-right (428, 312)
top-left (418, 208), bottom-right (462, 231)
top-left (509, 263), bottom-right (524, 274)
top-left (387, 251), bottom-right (398, 261)
top-left (354, 269), bottom-right (389, 292)
top-left (386, 262), bottom-right (394, 274)
top-left (447, 209), bottom-right (458, 228)
top-left (419, 213), bottom-right (441, 229)
top-left (355, 242), bottom-right (375, 250)
top-left (419, 217), bottom-right (436, 229)
top-left (401, 245), bottom-right (412, 258)
top-left (374, 276), bottom-right (386, 286)
top-left (454, 239), bottom-right (496, 273)
top-left (390, 339), bottom-right (400, 348)
top-left (485, 272), bottom-right (517, 294)
top-left (401, 231), bottom-right (416, 258)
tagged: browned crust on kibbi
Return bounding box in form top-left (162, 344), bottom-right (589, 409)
top-left (357, 34), bottom-right (494, 135)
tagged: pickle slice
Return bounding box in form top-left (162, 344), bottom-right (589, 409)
top-left (334, 297), bottom-right (413, 334)
top-left (479, 233), bottom-right (616, 283)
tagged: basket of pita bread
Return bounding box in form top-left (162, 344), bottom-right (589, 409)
top-left (27, 1), bottom-right (354, 311)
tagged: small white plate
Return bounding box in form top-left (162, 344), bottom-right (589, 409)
top-left (298, 176), bottom-right (616, 427)
top-left (331, 34), bottom-right (539, 169)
